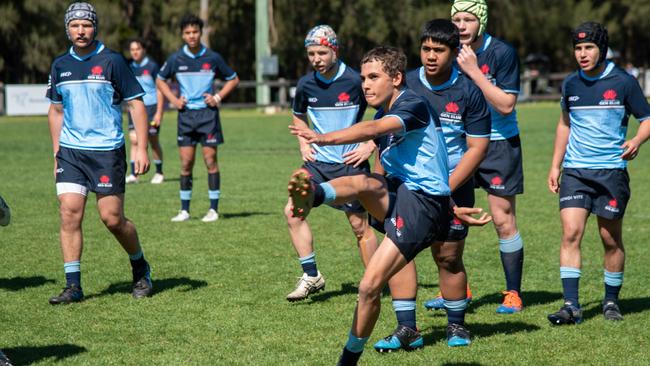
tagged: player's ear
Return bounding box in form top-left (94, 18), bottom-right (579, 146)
top-left (393, 71), bottom-right (403, 88)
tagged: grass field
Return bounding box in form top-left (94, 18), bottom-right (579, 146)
top-left (1, 104), bottom-right (649, 365)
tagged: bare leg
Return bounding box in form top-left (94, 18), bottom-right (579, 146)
top-left (96, 194), bottom-right (141, 255)
top-left (58, 193), bottom-right (87, 263)
top-left (345, 211), bottom-right (378, 267)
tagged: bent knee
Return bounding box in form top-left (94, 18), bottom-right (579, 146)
top-left (434, 254), bottom-right (463, 273)
top-left (358, 277), bottom-right (382, 301)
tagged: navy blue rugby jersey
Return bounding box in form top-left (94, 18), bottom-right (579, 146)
top-left (560, 61), bottom-right (650, 169)
top-left (406, 66), bottom-right (490, 171)
top-left (373, 89), bottom-right (450, 196)
top-left (158, 45), bottom-right (237, 110)
top-left (472, 34), bottom-right (520, 140)
top-left (46, 41), bottom-right (145, 150)
top-left (130, 56), bottom-right (160, 106)
top-left (292, 62), bottom-right (367, 164)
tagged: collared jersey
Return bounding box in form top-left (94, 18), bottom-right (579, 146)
top-left (473, 34), bottom-right (520, 140)
top-left (374, 89), bottom-right (450, 196)
top-left (158, 45), bottom-right (237, 110)
top-left (46, 41), bottom-right (144, 151)
top-left (561, 61), bottom-right (650, 169)
top-left (130, 56), bottom-right (160, 106)
top-left (406, 66), bottom-right (491, 171)
top-left (293, 62), bottom-right (367, 163)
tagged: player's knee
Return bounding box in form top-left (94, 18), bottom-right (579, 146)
top-left (434, 252), bottom-right (463, 273)
top-left (493, 215), bottom-right (516, 238)
top-left (59, 207), bottom-right (83, 231)
top-left (562, 224), bottom-right (583, 244)
top-left (284, 202), bottom-right (300, 223)
top-left (100, 213), bottom-right (125, 232)
top-left (358, 276), bottom-right (382, 301)
top-left (348, 216), bottom-right (367, 238)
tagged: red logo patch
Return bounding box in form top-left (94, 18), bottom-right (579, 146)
top-left (603, 89), bottom-right (617, 100)
top-left (338, 92), bottom-right (350, 103)
top-left (578, 32), bottom-right (587, 39)
top-left (207, 134), bottom-right (215, 140)
top-left (142, 69), bottom-right (150, 76)
top-left (99, 175), bottom-right (110, 184)
top-left (91, 65), bottom-right (103, 75)
top-left (202, 63), bottom-right (211, 70)
top-left (395, 216), bottom-right (404, 230)
top-left (452, 218), bottom-right (462, 225)
top-left (445, 102), bottom-right (460, 113)
top-left (480, 64), bottom-right (490, 75)
top-left (491, 176), bottom-right (503, 185)
top-left (608, 199), bottom-right (618, 208)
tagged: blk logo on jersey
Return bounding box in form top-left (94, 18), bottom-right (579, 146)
top-left (490, 176), bottom-right (505, 190)
top-left (335, 92), bottom-right (353, 107)
top-left (88, 65), bottom-right (106, 80)
top-left (440, 102), bottom-right (463, 124)
top-left (206, 133), bottom-right (217, 143)
top-left (480, 64), bottom-right (496, 85)
top-left (142, 69), bottom-right (150, 76)
top-left (391, 215), bottom-right (405, 237)
top-left (201, 63), bottom-right (212, 72)
top-left (600, 89), bottom-right (620, 106)
top-left (450, 217), bottom-right (464, 230)
top-left (98, 175), bottom-right (113, 188)
top-left (605, 198), bottom-right (620, 213)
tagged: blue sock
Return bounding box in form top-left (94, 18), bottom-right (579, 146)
top-left (299, 252), bottom-right (318, 277)
top-left (208, 173), bottom-right (220, 211)
top-left (64, 261), bottom-right (81, 288)
top-left (499, 232), bottom-right (524, 293)
top-left (129, 160), bottom-right (136, 175)
top-left (339, 347), bottom-right (363, 366)
top-left (313, 182), bottom-right (336, 207)
top-left (180, 174), bottom-right (192, 212)
top-left (560, 266), bottom-right (581, 306)
top-left (343, 331), bottom-right (368, 354)
top-left (154, 160), bottom-right (163, 174)
top-left (444, 298), bottom-right (468, 325)
top-left (393, 298), bottom-right (417, 330)
top-left (129, 250), bottom-right (147, 274)
top-left (604, 270), bottom-right (623, 301)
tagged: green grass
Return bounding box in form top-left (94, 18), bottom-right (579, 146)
top-left (1, 104), bottom-right (649, 365)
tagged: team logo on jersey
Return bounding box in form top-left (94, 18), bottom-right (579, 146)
top-left (489, 176), bottom-right (505, 190)
top-left (335, 92), bottom-right (353, 107)
top-left (440, 102), bottom-right (463, 124)
top-left (605, 198), bottom-right (620, 213)
top-left (98, 175), bottom-right (113, 188)
top-left (568, 96), bottom-right (580, 102)
top-left (308, 97), bottom-right (318, 103)
top-left (60, 71), bottom-right (72, 78)
top-left (206, 133), bottom-right (217, 143)
top-left (480, 64), bottom-right (496, 85)
top-left (142, 69), bottom-right (150, 76)
top-left (391, 215), bottom-right (405, 237)
top-left (88, 65), bottom-right (105, 80)
top-left (201, 63), bottom-right (212, 72)
top-left (178, 65), bottom-right (189, 71)
top-left (599, 89), bottom-right (620, 106)
top-left (450, 217), bottom-right (464, 231)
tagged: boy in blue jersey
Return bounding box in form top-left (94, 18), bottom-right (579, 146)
top-left (373, 19), bottom-right (491, 352)
top-left (289, 46), bottom-right (491, 366)
top-left (451, 0), bottom-right (525, 313)
top-left (46, 2), bottom-right (153, 304)
top-left (547, 22), bottom-right (650, 325)
top-left (285, 25), bottom-right (378, 302)
top-left (157, 14), bottom-right (240, 223)
top-left (125, 38), bottom-right (165, 185)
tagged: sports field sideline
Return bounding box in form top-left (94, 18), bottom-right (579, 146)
top-left (1, 103), bottom-right (649, 365)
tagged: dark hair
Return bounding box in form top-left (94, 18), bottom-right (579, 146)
top-left (127, 37), bottom-right (146, 49)
top-left (180, 14), bottom-right (203, 32)
top-left (361, 46), bottom-right (407, 80)
top-left (420, 19), bottom-right (460, 49)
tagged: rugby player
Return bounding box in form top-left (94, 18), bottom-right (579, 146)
top-left (285, 25), bottom-right (378, 302)
top-left (157, 14), bottom-right (240, 222)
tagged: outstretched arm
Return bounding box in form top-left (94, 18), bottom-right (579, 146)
top-left (289, 116), bottom-right (403, 146)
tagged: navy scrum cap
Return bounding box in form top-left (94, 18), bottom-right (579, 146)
top-left (65, 2), bottom-right (98, 40)
top-left (573, 22), bottom-right (608, 64)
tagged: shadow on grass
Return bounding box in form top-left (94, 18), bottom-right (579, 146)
top-left (220, 211), bottom-right (273, 219)
top-left (581, 296), bottom-right (650, 320)
top-left (304, 282), bottom-right (358, 303)
top-left (423, 321), bottom-right (540, 346)
top-left (3, 344), bottom-right (87, 365)
top-left (441, 363), bottom-right (485, 366)
top-left (0, 276), bottom-right (55, 291)
top-left (85, 277), bottom-right (208, 300)
top-left (468, 290), bottom-right (562, 312)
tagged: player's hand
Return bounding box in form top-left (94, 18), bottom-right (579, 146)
top-left (453, 206), bottom-right (492, 226)
top-left (133, 148), bottom-right (150, 175)
top-left (343, 141), bottom-right (375, 167)
top-left (204, 93), bottom-right (221, 107)
top-left (300, 145), bottom-right (316, 162)
top-left (547, 166), bottom-right (561, 194)
top-left (621, 138), bottom-right (641, 160)
top-left (151, 112), bottom-right (162, 127)
top-left (289, 124), bottom-right (323, 145)
top-left (174, 96), bottom-right (187, 110)
top-left (456, 44), bottom-right (480, 77)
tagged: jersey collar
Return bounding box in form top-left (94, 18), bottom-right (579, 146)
top-left (475, 33), bottom-right (492, 55)
top-left (183, 44), bottom-right (207, 59)
top-left (418, 66), bottom-right (459, 91)
top-left (579, 61), bottom-right (614, 81)
top-left (315, 61), bottom-right (346, 84)
top-left (131, 56), bottom-right (150, 68)
top-left (69, 41), bottom-right (105, 61)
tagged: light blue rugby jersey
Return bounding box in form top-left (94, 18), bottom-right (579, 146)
top-left (561, 61), bottom-right (650, 169)
top-left (46, 41), bottom-right (145, 150)
top-left (473, 34), bottom-right (521, 140)
top-left (375, 89), bottom-right (451, 196)
top-left (130, 56), bottom-right (160, 106)
top-left (406, 66), bottom-right (491, 172)
top-left (293, 62), bottom-right (367, 163)
top-left (158, 45), bottom-right (237, 110)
